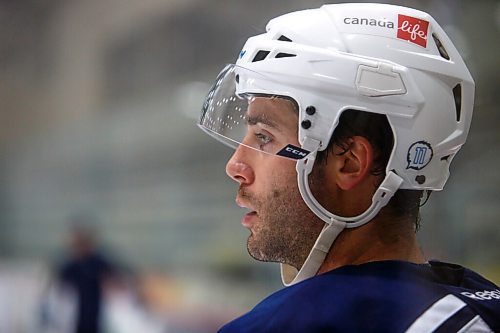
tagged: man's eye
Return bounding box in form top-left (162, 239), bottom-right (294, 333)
top-left (255, 133), bottom-right (272, 149)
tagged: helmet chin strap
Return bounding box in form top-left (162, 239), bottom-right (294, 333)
top-left (281, 137), bottom-right (404, 286)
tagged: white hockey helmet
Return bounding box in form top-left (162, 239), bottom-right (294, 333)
top-left (199, 3), bottom-right (474, 285)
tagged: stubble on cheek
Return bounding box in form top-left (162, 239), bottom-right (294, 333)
top-left (244, 179), bottom-right (324, 269)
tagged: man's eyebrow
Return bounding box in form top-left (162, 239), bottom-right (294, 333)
top-left (245, 114), bottom-right (279, 129)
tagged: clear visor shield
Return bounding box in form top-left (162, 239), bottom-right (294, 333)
top-left (198, 64), bottom-right (311, 160)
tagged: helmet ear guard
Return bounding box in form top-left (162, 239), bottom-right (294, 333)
top-left (297, 145), bottom-right (404, 229)
top-left (200, 3), bottom-right (474, 286)
top-left (279, 136), bottom-right (404, 286)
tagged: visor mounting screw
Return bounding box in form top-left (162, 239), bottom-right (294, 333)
top-left (301, 120), bottom-right (312, 129)
top-left (415, 175), bottom-right (426, 185)
top-left (306, 106), bottom-right (316, 115)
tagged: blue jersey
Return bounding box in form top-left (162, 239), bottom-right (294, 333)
top-left (219, 261), bottom-right (499, 332)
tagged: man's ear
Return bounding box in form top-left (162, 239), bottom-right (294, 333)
top-left (333, 136), bottom-right (374, 190)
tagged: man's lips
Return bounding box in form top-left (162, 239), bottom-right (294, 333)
top-left (236, 198), bottom-right (257, 228)
top-left (242, 211), bottom-right (257, 228)
top-left (236, 197), bottom-right (255, 211)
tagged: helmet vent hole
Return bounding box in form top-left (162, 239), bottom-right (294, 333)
top-left (415, 175), bottom-right (426, 185)
top-left (252, 50), bottom-right (270, 62)
top-left (275, 52), bottom-right (296, 59)
top-left (453, 84), bottom-right (462, 122)
top-left (278, 35), bottom-right (293, 42)
top-left (441, 153), bottom-right (456, 164)
top-left (432, 33), bottom-right (450, 60)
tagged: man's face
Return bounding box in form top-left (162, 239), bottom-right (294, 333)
top-left (225, 96), bottom-right (325, 270)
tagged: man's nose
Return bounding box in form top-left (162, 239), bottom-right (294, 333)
top-left (225, 146), bottom-right (255, 185)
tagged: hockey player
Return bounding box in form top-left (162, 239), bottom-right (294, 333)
top-left (198, 3), bottom-right (500, 332)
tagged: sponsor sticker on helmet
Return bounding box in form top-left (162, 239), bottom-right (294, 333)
top-left (397, 14), bottom-right (429, 48)
top-left (343, 17), bottom-right (394, 29)
top-left (277, 144), bottom-right (310, 160)
top-left (337, 11), bottom-right (430, 49)
top-left (407, 141), bottom-right (433, 170)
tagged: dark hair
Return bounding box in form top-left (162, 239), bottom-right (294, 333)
top-left (316, 109), bottom-right (423, 231)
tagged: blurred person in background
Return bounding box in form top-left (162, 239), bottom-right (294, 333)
top-left (198, 3), bottom-right (500, 332)
top-left (56, 214), bottom-right (118, 333)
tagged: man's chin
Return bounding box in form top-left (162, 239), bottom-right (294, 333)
top-left (246, 236), bottom-right (305, 270)
top-left (246, 240), bottom-right (271, 263)
top-left (246, 240), bottom-right (284, 264)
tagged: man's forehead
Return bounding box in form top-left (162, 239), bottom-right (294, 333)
top-left (246, 96), bottom-right (298, 130)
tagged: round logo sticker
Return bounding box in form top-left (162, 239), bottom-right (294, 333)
top-left (406, 141), bottom-right (433, 170)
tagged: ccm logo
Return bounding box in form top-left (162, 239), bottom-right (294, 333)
top-left (286, 146), bottom-right (307, 157)
top-left (277, 144), bottom-right (310, 159)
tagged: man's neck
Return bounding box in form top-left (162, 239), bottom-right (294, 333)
top-left (316, 215), bottom-right (425, 274)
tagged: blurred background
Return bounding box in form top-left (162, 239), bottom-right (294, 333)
top-left (0, 0), bottom-right (498, 332)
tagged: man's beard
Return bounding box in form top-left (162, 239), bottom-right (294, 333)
top-left (238, 169), bottom-right (325, 270)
